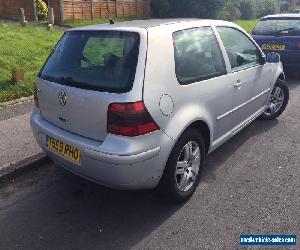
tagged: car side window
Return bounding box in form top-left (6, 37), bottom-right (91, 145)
top-left (216, 27), bottom-right (261, 71)
top-left (173, 27), bottom-right (227, 85)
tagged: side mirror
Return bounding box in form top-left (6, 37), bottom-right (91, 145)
top-left (258, 54), bottom-right (266, 65)
top-left (266, 52), bottom-right (280, 63)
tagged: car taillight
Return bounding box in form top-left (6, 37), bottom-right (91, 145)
top-left (297, 42), bottom-right (300, 49)
top-left (34, 85), bottom-right (39, 108)
top-left (107, 101), bottom-right (159, 136)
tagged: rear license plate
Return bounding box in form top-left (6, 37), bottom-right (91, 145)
top-left (261, 44), bottom-right (285, 50)
top-left (47, 136), bottom-right (81, 165)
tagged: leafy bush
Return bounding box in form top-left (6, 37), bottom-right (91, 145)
top-left (256, 0), bottom-right (277, 17)
top-left (239, 0), bottom-right (277, 20)
top-left (239, 0), bottom-right (257, 20)
top-left (36, 0), bottom-right (48, 19)
top-left (150, 0), bottom-right (172, 18)
top-left (150, 0), bottom-right (277, 21)
top-left (150, 0), bottom-right (225, 19)
top-left (218, 0), bottom-right (241, 20)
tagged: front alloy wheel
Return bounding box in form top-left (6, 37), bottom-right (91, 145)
top-left (260, 79), bottom-right (289, 120)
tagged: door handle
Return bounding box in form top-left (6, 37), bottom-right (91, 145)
top-left (234, 80), bottom-right (242, 88)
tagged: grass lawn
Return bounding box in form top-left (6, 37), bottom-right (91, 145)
top-left (0, 23), bottom-right (62, 103)
top-left (234, 19), bottom-right (258, 33)
top-left (0, 18), bottom-right (258, 103)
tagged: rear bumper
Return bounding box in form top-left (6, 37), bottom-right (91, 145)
top-left (30, 110), bottom-right (174, 190)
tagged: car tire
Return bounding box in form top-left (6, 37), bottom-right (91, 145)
top-left (157, 128), bottom-right (205, 203)
top-left (260, 79), bottom-right (289, 120)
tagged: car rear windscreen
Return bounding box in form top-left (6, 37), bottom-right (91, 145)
top-left (39, 31), bottom-right (140, 93)
top-left (252, 18), bottom-right (300, 36)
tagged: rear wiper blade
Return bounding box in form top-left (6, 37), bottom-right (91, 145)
top-left (59, 76), bottom-right (89, 88)
top-left (60, 76), bottom-right (73, 81)
top-left (60, 76), bottom-right (77, 84)
top-left (276, 27), bottom-right (297, 34)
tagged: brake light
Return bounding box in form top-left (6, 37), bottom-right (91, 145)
top-left (34, 85), bottom-right (39, 108)
top-left (107, 101), bottom-right (159, 136)
top-left (297, 42), bottom-right (300, 49)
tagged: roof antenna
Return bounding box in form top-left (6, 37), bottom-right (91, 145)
top-left (106, 3), bottom-right (114, 24)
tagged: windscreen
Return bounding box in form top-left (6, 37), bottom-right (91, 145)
top-left (252, 18), bottom-right (300, 36)
top-left (39, 31), bottom-right (140, 93)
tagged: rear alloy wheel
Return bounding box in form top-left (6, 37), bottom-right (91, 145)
top-left (175, 141), bottom-right (201, 192)
top-left (158, 128), bottom-right (205, 203)
top-left (260, 79), bottom-right (289, 120)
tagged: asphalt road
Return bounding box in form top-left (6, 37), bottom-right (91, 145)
top-left (0, 79), bottom-right (299, 250)
top-left (0, 100), bottom-right (34, 122)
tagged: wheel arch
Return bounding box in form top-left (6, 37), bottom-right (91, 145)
top-left (188, 120), bottom-right (211, 154)
top-left (278, 72), bottom-right (285, 81)
top-left (177, 120), bottom-right (211, 155)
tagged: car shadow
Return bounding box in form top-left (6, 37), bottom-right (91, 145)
top-left (286, 75), bottom-right (300, 90)
top-left (0, 163), bottom-right (183, 250)
top-left (0, 78), bottom-right (297, 249)
top-left (202, 75), bottom-right (299, 180)
top-left (202, 119), bottom-right (279, 181)
top-left (0, 119), bottom-right (280, 250)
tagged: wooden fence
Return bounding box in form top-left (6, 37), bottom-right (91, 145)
top-left (0, 0), bottom-right (150, 24)
top-left (0, 0), bottom-right (36, 20)
top-left (49, 0), bottom-right (150, 24)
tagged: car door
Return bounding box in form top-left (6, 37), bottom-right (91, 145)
top-left (144, 24), bottom-right (237, 144)
top-left (171, 26), bottom-right (236, 141)
top-left (216, 26), bottom-right (272, 130)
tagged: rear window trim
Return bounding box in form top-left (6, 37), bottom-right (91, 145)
top-left (260, 17), bottom-right (300, 21)
top-left (38, 30), bottom-right (141, 94)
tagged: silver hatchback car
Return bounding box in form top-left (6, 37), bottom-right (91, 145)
top-left (31, 19), bottom-right (289, 202)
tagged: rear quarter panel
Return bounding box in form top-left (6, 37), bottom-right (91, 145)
top-left (143, 22), bottom-right (219, 151)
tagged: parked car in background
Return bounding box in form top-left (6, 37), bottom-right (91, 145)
top-left (252, 14), bottom-right (300, 73)
top-left (31, 19), bottom-right (289, 203)
top-left (290, 9), bottom-right (300, 14)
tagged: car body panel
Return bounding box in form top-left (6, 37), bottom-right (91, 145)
top-left (31, 19), bottom-right (283, 189)
top-left (228, 65), bottom-right (273, 128)
top-left (143, 21), bottom-right (234, 146)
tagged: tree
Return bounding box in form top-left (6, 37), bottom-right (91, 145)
top-left (218, 0), bottom-right (241, 20)
top-left (150, 0), bottom-right (226, 19)
top-left (238, 0), bottom-right (255, 19)
top-left (256, 0), bottom-right (277, 17)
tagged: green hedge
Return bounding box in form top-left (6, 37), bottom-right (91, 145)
top-left (256, 0), bottom-right (277, 17)
top-left (237, 0), bottom-right (277, 20)
top-left (239, 0), bottom-right (256, 20)
top-left (149, 0), bottom-right (277, 20)
top-left (150, 0), bottom-right (225, 19)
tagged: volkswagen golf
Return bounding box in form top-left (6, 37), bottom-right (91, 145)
top-left (31, 19), bottom-right (289, 202)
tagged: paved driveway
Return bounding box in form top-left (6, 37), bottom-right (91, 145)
top-left (0, 78), bottom-right (299, 250)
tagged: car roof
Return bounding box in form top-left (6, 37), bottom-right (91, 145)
top-left (70, 18), bottom-right (235, 31)
top-left (260, 14), bottom-right (300, 20)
